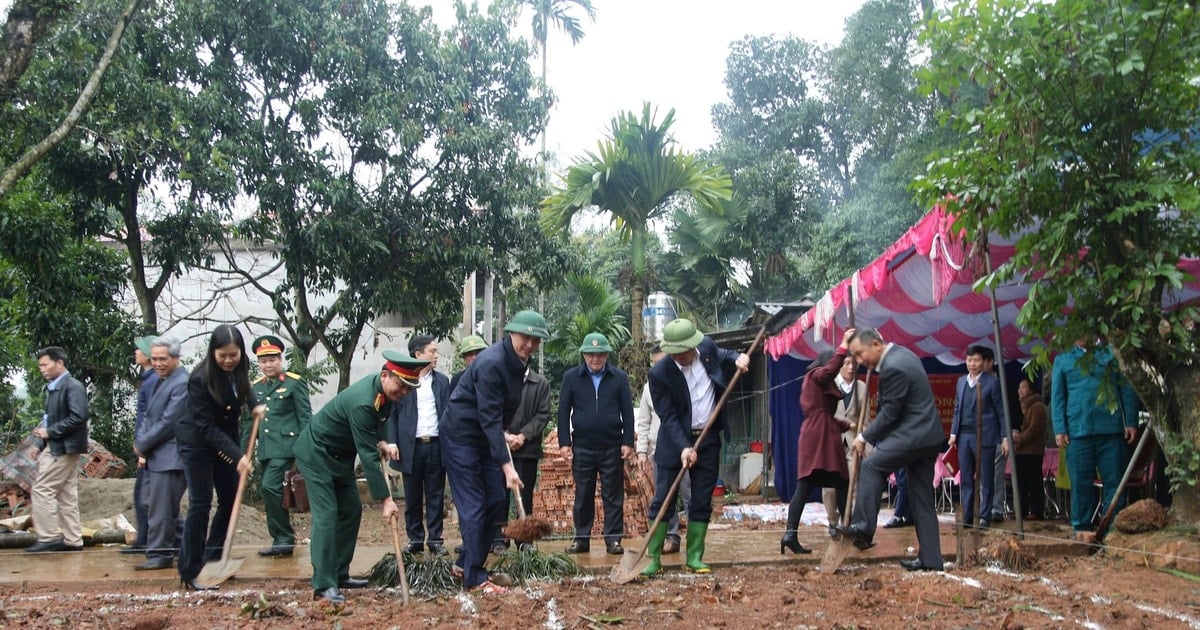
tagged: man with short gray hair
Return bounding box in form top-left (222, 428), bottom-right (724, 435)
top-left (131, 337), bottom-right (189, 570)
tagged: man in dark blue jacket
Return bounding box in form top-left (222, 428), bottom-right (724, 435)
top-left (642, 320), bottom-right (748, 577)
top-left (442, 310), bottom-right (550, 594)
top-left (386, 334), bottom-right (450, 555)
top-left (559, 333), bottom-right (635, 555)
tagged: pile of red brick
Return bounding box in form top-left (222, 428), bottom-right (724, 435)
top-left (0, 437), bottom-right (128, 494)
top-left (532, 430), bottom-right (652, 538)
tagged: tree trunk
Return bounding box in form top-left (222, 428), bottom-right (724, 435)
top-left (1116, 348), bottom-right (1200, 526)
top-left (630, 279), bottom-right (645, 350)
top-left (483, 271), bottom-right (494, 343)
top-left (0, 0), bottom-right (76, 103)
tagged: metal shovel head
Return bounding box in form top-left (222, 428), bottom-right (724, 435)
top-left (195, 555), bottom-right (244, 588)
top-left (819, 536), bottom-right (855, 574)
top-left (610, 548), bottom-right (650, 584)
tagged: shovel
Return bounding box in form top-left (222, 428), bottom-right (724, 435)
top-left (611, 326), bottom-right (765, 584)
top-left (1091, 422), bottom-right (1154, 552)
top-left (194, 410), bottom-right (261, 588)
top-left (379, 460), bottom-right (411, 606)
top-left (819, 367), bottom-right (873, 574)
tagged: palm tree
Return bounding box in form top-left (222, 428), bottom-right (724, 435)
top-left (544, 273), bottom-right (630, 358)
top-left (541, 103), bottom-right (733, 348)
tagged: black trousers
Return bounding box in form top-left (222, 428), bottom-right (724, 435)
top-left (177, 444), bottom-right (238, 581)
top-left (1014, 453), bottom-right (1045, 518)
top-left (402, 439), bottom-right (446, 546)
top-left (571, 444), bottom-right (625, 545)
top-left (512, 456), bottom-right (539, 518)
top-left (852, 444), bottom-right (942, 569)
top-left (132, 467), bottom-right (148, 547)
top-left (649, 434), bottom-right (720, 524)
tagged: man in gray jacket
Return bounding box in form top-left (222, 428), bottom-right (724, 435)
top-left (837, 328), bottom-right (946, 572)
top-left (26, 346), bottom-right (89, 553)
top-left (132, 337), bottom-right (189, 570)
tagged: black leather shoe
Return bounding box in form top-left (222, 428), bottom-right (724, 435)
top-left (118, 545), bottom-right (146, 555)
top-left (428, 543), bottom-right (449, 556)
top-left (313, 587), bottom-right (345, 605)
top-left (257, 545), bottom-right (294, 557)
top-left (564, 540), bottom-right (589, 554)
top-left (340, 577), bottom-right (369, 589)
top-left (834, 524), bottom-right (875, 550)
top-left (180, 578), bottom-right (217, 591)
top-left (989, 512), bottom-right (1005, 523)
top-left (605, 541), bottom-right (624, 555)
top-left (404, 543), bottom-right (423, 554)
top-left (882, 516), bottom-right (912, 529)
top-left (134, 557), bottom-right (174, 570)
top-left (900, 559), bottom-right (940, 572)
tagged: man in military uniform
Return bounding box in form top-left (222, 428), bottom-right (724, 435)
top-left (251, 335), bottom-right (311, 558)
top-left (293, 349), bottom-right (428, 606)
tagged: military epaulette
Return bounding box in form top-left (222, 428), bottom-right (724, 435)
top-left (255, 375), bottom-right (269, 385)
top-left (286, 371), bottom-right (303, 380)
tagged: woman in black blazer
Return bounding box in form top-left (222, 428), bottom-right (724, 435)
top-left (176, 325), bottom-right (263, 590)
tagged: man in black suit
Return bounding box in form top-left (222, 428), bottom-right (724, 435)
top-left (641, 319), bottom-right (748, 577)
top-left (386, 334), bottom-right (450, 555)
top-left (837, 328), bottom-right (946, 572)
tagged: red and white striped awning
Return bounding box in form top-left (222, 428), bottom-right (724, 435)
top-left (765, 206), bottom-right (1200, 365)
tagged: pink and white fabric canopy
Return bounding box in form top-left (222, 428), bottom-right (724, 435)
top-left (765, 206), bottom-right (1200, 365)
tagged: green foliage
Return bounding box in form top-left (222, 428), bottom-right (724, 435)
top-left (488, 547), bottom-right (585, 583)
top-left (544, 273), bottom-right (630, 358)
top-left (917, 0), bottom-right (1200, 393)
top-left (706, 0), bottom-right (938, 311)
top-left (542, 103), bottom-right (732, 346)
top-left (1161, 432), bottom-right (1200, 495)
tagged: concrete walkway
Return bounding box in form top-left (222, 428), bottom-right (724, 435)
top-left (0, 508), bottom-right (1084, 588)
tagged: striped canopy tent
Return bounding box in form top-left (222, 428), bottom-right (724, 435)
top-left (763, 205), bottom-right (1200, 501)
top-left (766, 205), bottom-right (1200, 363)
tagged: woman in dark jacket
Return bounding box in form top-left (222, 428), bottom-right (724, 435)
top-left (176, 325), bottom-right (263, 590)
top-left (781, 329), bottom-right (856, 555)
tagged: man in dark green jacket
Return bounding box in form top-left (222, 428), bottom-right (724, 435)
top-left (293, 349), bottom-right (428, 606)
top-left (250, 335), bottom-right (311, 557)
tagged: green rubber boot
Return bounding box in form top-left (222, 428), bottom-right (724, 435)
top-left (685, 520), bottom-right (711, 574)
top-left (639, 522), bottom-right (670, 578)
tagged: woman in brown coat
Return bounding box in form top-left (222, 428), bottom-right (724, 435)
top-left (1012, 379), bottom-right (1047, 519)
top-left (781, 329), bottom-right (855, 554)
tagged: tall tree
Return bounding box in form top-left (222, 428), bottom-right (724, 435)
top-left (541, 103), bottom-right (732, 348)
top-left (707, 0), bottom-right (938, 306)
top-left (219, 0), bottom-right (554, 388)
top-left (918, 0), bottom-right (1200, 520)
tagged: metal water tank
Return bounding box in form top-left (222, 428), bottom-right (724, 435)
top-left (642, 291), bottom-right (677, 342)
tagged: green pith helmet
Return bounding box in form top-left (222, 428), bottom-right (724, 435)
top-left (458, 335), bottom-right (488, 356)
top-left (578, 332), bottom-right (613, 353)
top-left (660, 318), bottom-right (704, 354)
top-left (502, 310), bottom-right (550, 339)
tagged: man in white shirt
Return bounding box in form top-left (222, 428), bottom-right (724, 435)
top-left (386, 335), bottom-right (451, 555)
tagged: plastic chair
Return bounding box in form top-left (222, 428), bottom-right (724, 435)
top-left (933, 450), bottom-right (959, 513)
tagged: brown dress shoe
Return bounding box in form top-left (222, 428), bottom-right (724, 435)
top-left (662, 537), bottom-right (681, 554)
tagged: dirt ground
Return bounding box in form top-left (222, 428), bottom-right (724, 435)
top-left (3, 479), bottom-right (1200, 628)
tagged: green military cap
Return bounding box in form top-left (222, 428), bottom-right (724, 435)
top-left (134, 335), bottom-right (156, 356)
top-left (579, 332), bottom-right (613, 354)
top-left (660, 318), bottom-right (704, 354)
top-left (381, 349), bottom-right (430, 387)
top-left (503, 310), bottom-right (550, 339)
top-left (252, 334), bottom-right (285, 357)
top-left (458, 335), bottom-right (488, 356)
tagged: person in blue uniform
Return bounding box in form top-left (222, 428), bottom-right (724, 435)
top-left (441, 310), bottom-right (550, 594)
